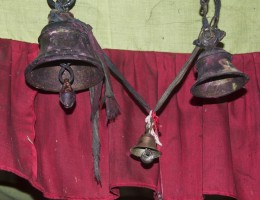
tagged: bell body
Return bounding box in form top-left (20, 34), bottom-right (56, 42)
top-left (25, 20), bottom-right (104, 92)
top-left (130, 133), bottom-right (161, 164)
top-left (191, 48), bottom-right (249, 98)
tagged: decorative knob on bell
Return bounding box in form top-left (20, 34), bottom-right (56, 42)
top-left (191, 48), bottom-right (249, 98)
top-left (130, 133), bottom-right (161, 164)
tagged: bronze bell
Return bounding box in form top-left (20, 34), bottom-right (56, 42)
top-left (130, 133), bottom-right (161, 164)
top-left (191, 48), bottom-right (249, 98)
top-left (25, 7), bottom-right (104, 108)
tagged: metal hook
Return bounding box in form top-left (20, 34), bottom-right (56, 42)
top-left (47, 0), bottom-right (76, 10)
top-left (59, 63), bottom-right (74, 84)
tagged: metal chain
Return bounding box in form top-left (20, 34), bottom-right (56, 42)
top-left (200, 0), bottom-right (221, 29)
top-left (200, 0), bottom-right (210, 28)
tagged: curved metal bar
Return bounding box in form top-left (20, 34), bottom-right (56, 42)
top-left (103, 54), bottom-right (151, 113)
top-left (47, 0), bottom-right (76, 10)
top-left (104, 47), bottom-right (201, 114)
top-left (154, 46), bottom-right (201, 112)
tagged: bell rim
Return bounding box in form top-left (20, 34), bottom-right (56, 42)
top-left (25, 53), bottom-right (104, 92)
top-left (190, 71), bottom-right (249, 98)
top-left (26, 50), bottom-right (102, 69)
top-left (130, 146), bottom-right (161, 158)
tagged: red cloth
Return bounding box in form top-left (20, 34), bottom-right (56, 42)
top-left (0, 38), bottom-right (259, 200)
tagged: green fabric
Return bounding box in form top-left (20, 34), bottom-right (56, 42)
top-left (0, 172), bottom-right (44, 200)
top-left (0, 186), bottom-right (36, 200)
top-left (0, 0), bottom-right (259, 53)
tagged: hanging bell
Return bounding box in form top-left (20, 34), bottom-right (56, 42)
top-left (130, 133), bottom-right (161, 164)
top-left (25, 3), bottom-right (104, 108)
top-left (191, 48), bottom-right (249, 98)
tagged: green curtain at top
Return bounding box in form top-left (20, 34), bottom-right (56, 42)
top-left (0, 0), bottom-right (259, 54)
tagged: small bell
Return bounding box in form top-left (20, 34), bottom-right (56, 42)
top-left (191, 48), bottom-right (249, 98)
top-left (130, 133), bottom-right (161, 164)
top-left (130, 111), bottom-right (162, 164)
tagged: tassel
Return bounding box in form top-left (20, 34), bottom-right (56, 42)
top-left (90, 82), bottom-right (103, 121)
top-left (105, 96), bottom-right (120, 121)
top-left (103, 64), bottom-right (120, 121)
top-left (86, 29), bottom-right (120, 121)
top-left (90, 87), bottom-right (101, 184)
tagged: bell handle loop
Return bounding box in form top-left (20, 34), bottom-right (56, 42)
top-left (59, 63), bottom-right (74, 84)
top-left (47, 0), bottom-right (76, 11)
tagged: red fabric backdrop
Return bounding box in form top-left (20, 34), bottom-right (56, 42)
top-left (0, 38), bottom-right (259, 200)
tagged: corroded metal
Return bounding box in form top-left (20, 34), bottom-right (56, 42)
top-left (193, 27), bottom-right (226, 49)
top-left (130, 133), bottom-right (161, 164)
top-left (24, 0), bottom-right (119, 184)
top-left (25, 10), bottom-right (104, 93)
top-left (191, 1), bottom-right (249, 99)
top-left (191, 48), bottom-right (249, 98)
top-left (59, 78), bottom-right (76, 108)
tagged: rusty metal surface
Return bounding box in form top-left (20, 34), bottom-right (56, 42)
top-left (191, 48), bottom-right (249, 98)
top-left (130, 133), bottom-right (161, 164)
top-left (25, 17), bottom-right (104, 92)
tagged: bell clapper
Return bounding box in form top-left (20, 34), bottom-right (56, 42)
top-left (58, 63), bottom-right (76, 109)
top-left (140, 148), bottom-right (155, 164)
top-left (59, 78), bottom-right (76, 109)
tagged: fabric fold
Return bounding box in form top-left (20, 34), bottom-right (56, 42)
top-left (0, 39), bottom-right (259, 200)
top-left (0, 39), bottom-right (38, 184)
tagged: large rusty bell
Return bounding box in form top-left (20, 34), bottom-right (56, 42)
top-left (130, 133), bottom-right (161, 164)
top-left (191, 48), bottom-right (249, 98)
top-left (25, 0), bottom-right (104, 108)
top-left (191, 26), bottom-right (249, 98)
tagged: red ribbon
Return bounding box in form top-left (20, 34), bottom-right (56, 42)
top-left (152, 111), bottom-right (159, 132)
